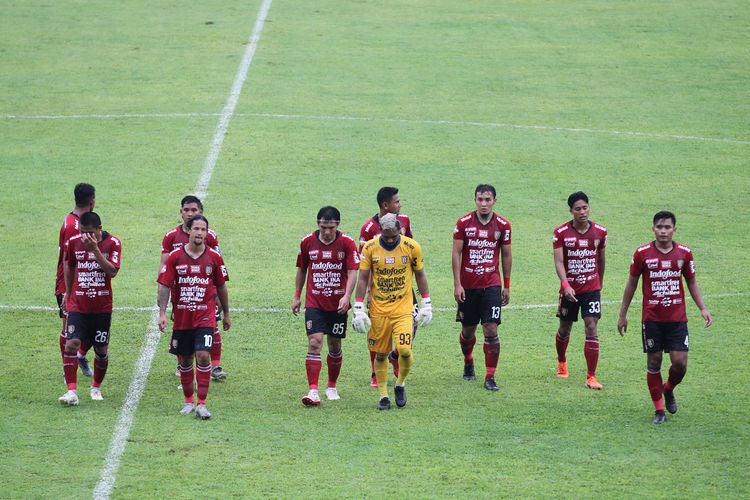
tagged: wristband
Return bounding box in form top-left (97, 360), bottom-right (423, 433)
top-left (355, 299), bottom-right (364, 304)
top-left (562, 280), bottom-right (570, 289)
top-left (421, 293), bottom-right (430, 300)
top-left (294, 290), bottom-right (301, 298)
top-left (503, 277), bottom-right (510, 289)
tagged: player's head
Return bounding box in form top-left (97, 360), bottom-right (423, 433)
top-left (187, 215), bottom-right (209, 245)
top-left (80, 211), bottom-right (102, 240)
top-left (316, 206), bottom-right (340, 242)
top-left (567, 191), bottom-right (589, 223)
top-left (474, 184), bottom-right (497, 215)
top-left (652, 211), bottom-right (676, 243)
top-left (180, 195), bottom-right (204, 225)
top-left (379, 212), bottom-right (401, 246)
top-left (74, 183), bottom-right (96, 210)
top-left (377, 187), bottom-right (401, 215)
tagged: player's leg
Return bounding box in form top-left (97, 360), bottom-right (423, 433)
top-left (555, 293), bottom-right (577, 378)
top-left (457, 289), bottom-right (480, 380)
top-left (56, 295), bottom-right (67, 362)
top-left (393, 315), bottom-right (414, 408)
top-left (480, 287), bottom-right (502, 391)
top-left (303, 332), bottom-right (323, 406)
top-left (171, 331), bottom-right (196, 414)
top-left (89, 314), bottom-right (111, 400)
top-left (369, 316), bottom-right (392, 409)
top-left (193, 328), bottom-right (213, 419)
top-left (77, 339), bottom-right (93, 377)
top-left (663, 322), bottom-right (689, 414)
top-left (581, 292), bottom-right (602, 389)
top-left (59, 313), bottom-right (85, 405)
top-left (210, 303), bottom-right (227, 380)
top-left (325, 312), bottom-right (346, 401)
top-left (643, 322), bottom-right (666, 423)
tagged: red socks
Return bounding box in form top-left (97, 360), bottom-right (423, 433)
top-left (555, 331), bottom-right (570, 362)
top-left (483, 337), bottom-right (500, 380)
top-left (460, 332), bottom-right (476, 363)
top-left (369, 350), bottom-right (376, 373)
top-left (180, 365), bottom-right (195, 401)
top-left (63, 353), bottom-right (77, 390)
top-left (327, 351), bottom-right (343, 388)
top-left (92, 355), bottom-right (109, 388)
top-left (196, 364), bottom-right (211, 404)
top-left (584, 338), bottom-right (599, 377)
top-left (211, 330), bottom-right (222, 366)
top-left (647, 370), bottom-right (665, 411)
top-left (306, 353), bottom-right (322, 390)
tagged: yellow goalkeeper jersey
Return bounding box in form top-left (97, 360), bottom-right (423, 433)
top-left (360, 235), bottom-right (423, 316)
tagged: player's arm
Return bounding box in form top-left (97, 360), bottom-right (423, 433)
top-left (598, 247), bottom-right (606, 287)
top-left (337, 269), bottom-right (357, 315)
top-left (292, 266), bottom-right (307, 316)
top-left (414, 268), bottom-right (430, 298)
top-left (452, 238), bottom-right (465, 303)
top-left (685, 276), bottom-right (713, 328)
top-left (355, 268), bottom-right (370, 301)
top-left (554, 246), bottom-right (576, 302)
top-left (617, 275), bottom-right (640, 335)
top-left (217, 284), bottom-right (231, 331)
top-left (157, 284), bottom-right (171, 332)
top-left (500, 243), bottom-right (512, 305)
top-left (63, 252), bottom-right (74, 315)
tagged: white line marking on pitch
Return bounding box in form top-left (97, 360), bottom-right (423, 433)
top-left (92, 1), bottom-right (273, 498)
top-left (3, 112), bottom-right (749, 146)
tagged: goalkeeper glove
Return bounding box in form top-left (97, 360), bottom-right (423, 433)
top-left (352, 301), bottom-right (371, 333)
top-left (415, 297), bottom-right (432, 327)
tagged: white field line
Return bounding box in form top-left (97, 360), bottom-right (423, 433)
top-left (2, 111), bottom-right (749, 145)
top-left (2, 291), bottom-right (745, 315)
top-left (92, 1), bottom-right (273, 499)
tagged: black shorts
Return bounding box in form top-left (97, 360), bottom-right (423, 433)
top-left (56, 294), bottom-right (65, 319)
top-left (170, 327), bottom-right (215, 357)
top-left (305, 308), bottom-right (347, 338)
top-left (556, 290), bottom-right (601, 322)
top-left (66, 312), bottom-right (112, 346)
top-left (642, 321), bottom-right (689, 353)
top-left (456, 286), bottom-right (503, 326)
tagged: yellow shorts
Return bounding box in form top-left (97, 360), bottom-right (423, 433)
top-left (368, 314), bottom-right (413, 353)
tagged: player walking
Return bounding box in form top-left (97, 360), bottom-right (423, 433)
top-left (59, 212), bottom-right (121, 405)
top-left (292, 207), bottom-right (359, 406)
top-left (452, 184), bottom-right (512, 391)
top-left (161, 195), bottom-right (227, 381)
top-left (353, 213), bottom-right (432, 410)
top-left (617, 211), bottom-right (712, 424)
top-left (552, 191), bottom-right (607, 389)
top-left (158, 215), bottom-right (231, 419)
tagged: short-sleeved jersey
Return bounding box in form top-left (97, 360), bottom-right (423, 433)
top-left (359, 236), bottom-right (423, 317)
top-left (297, 231), bottom-right (360, 311)
top-left (158, 246), bottom-right (229, 330)
top-left (359, 214), bottom-right (413, 251)
top-left (161, 225), bottom-right (219, 254)
top-left (630, 241), bottom-right (695, 323)
top-left (552, 221), bottom-right (607, 294)
top-left (64, 232), bottom-right (122, 314)
top-left (453, 211), bottom-right (511, 289)
top-left (56, 212), bottom-right (81, 295)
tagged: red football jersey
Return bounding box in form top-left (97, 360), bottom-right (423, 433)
top-left (158, 246), bottom-right (229, 330)
top-left (56, 212), bottom-right (81, 295)
top-left (359, 214), bottom-right (412, 251)
top-left (630, 241), bottom-right (695, 322)
top-left (552, 220), bottom-right (607, 294)
top-left (297, 231), bottom-right (360, 311)
top-left (453, 211), bottom-right (512, 289)
top-left (64, 232), bottom-right (122, 314)
top-left (161, 225), bottom-right (219, 254)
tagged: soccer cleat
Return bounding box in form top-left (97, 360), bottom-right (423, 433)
top-left (484, 378), bottom-right (499, 391)
top-left (652, 411), bottom-right (666, 425)
top-left (179, 403), bottom-right (195, 415)
top-left (90, 387), bottom-right (103, 401)
top-left (211, 365), bottom-right (228, 381)
top-left (195, 404), bottom-right (211, 420)
top-left (585, 376), bottom-right (603, 390)
top-left (59, 390), bottom-right (79, 406)
top-left (370, 374), bottom-right (378, 388)
top-left (302, 389), bottom-right (321, 406)
top-left (78, 356), bottom-right (93, 377)
top-left (556, 361), bottom-right (569, 378)
top-left (664, 388), bottom-right (678, 414)
top-left (325, 387), bottom-right (340, 401)
top-left (394, 385), bottom-right (407, 408)
top-left (378, 396), bottom-right (391, 411)
top-left (463, 362), bottom-right (476, 381)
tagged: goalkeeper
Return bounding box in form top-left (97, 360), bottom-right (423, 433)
top-left (352, 213), bottom-right (432, 410)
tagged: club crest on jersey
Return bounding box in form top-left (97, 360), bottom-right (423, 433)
top-left (68, 324), bottom-right (75, 334)
top-left (306, 320), bottom-right (312, 330)
top-left (205, 265), bottom-right (212, 275)
top-left (646, 339), bottom-right (654, 348)
top-left (191, 265), bottom-right (201, 273)
top-left (338, 251), bottom-right (345, 260)
top-left (646, 258), bottom-right (659, 269)
top-left (309, 250), bottom-right (319, 260)
top-left (385, 256), bottom-right (395, 265)
top-left (368, 339), bottom-right (375, 346)
top-left (479, 230), bottom-right (488, 238)
top-left (402, 256), bottom-right (408, 264)
top-left (494, 231), bottom-right (501, 241)
top-left (176, 265), bottom-right (188, 275)
top-left (594, 239), bottom-right (600, 248)
top-left (579, 239), bottom-right (589, 248)
top-left (660, 261), bottom-right (672, 269)
top-left (564, 237), bottom-right (576, 247)
top-left (322, 251), bottom-right (332, 259)
top-left (677, 259), bottom-right (684, 269)
top-left (466, 227), bottom-right (476, 237)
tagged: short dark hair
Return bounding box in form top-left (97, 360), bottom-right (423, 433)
top-left (653, 211), bottom-right (676, 226)
top-left (567, 191), bottom-right (589, 208)
top-left (317, 206), bottom-right (341, 223)
top-left (181, 195), bottom-right (203, 210)
top-left (377, 187), bottom-right (399, 208)
top-left (80, 211), bottom-right (101, 228)
top-left (74, 183), bottom-right (96, 208)
top-left (475, 184), bottom-right (496, 198)
top-left (187, 215), bottom-right (208, 229)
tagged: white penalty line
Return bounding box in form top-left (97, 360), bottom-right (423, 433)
top-left (2, 111), bottom-right (749, 146)
top-left (3, 292), bottom-right (745, 315)
top-left (93, 1), bottom-right (273, 499)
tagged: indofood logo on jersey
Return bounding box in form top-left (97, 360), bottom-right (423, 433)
top-left (467, 239), bottom-right (497, 249)
top-left (649, 269), bottom-right (681, 279)
top-left (311, 261), bottom-right (343, 271)
top-left (178, 275), bottom-right (210, 285)
top-left (566, 249), bottom-right (596, 257)
top-left (77, 260), bottom-right (101, 270)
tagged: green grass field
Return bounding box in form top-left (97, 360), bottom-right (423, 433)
top-left (1, 1), bottom-right (748, 498)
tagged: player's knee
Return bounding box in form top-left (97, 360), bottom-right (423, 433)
top-left (483, 323), bottom-right (498, 337)
top-left (64, 339), bottom-right (80, 355)
top-left (558, 323), bottom-right (573, 336)
top-left (397, 347), bottom-right (412, 359)
top-left (375, 352), bottom-right (388, 362)
top-left (462, 326), bottom-right (477, 339)
top-left (308, 335), bottom-right (323, 353)
top-left (672, 361), bottom-right (687, 375)
top-left (195, 351), bottom-right (211, 366)
top-left (93, 346), bottom-right (108, 359)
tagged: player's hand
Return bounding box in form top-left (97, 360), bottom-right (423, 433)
top-left (454, 285), bottom-right (465, 304)
top-left (352, 302), bottom-right (371, 333)
top-left (416, 298), bottom-right (432, 327)
top-left (81, 232), bottom-right (98, 251)
top-left (501, 288), bottom-right (510, 306)
top-left (291, 297), bottom-right (301, 316)
top-left (617, 316), bottom-right (627, 336)
top-left (158, 311), bottom-right (167, 332)
top-left (337, 296), bottom-right (351, 315)
top-left (701, 309), bottom-right (713, 328)
top-left (222, 312), bottom-right (231, 331)
top-left (563, 285), bottom-right (577, 302)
